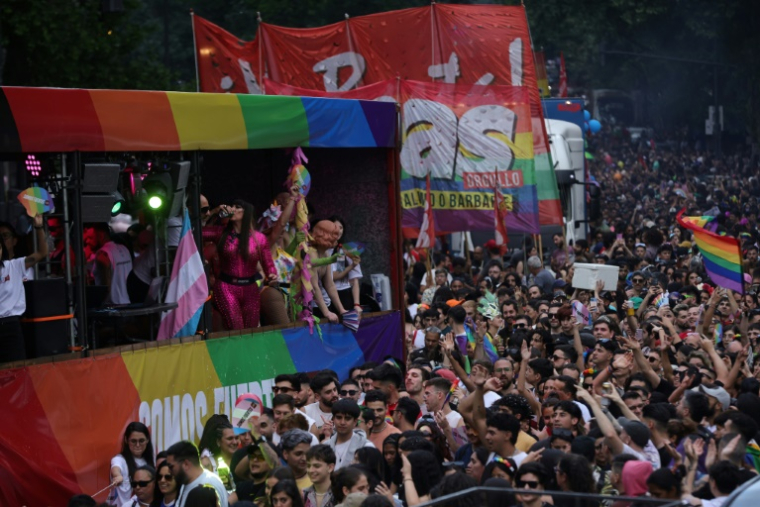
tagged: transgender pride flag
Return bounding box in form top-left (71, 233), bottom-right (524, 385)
top-left (158, 210), bottom-right (208, 339)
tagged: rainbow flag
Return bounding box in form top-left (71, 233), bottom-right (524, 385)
top-left (464, 317), bottom-right (499, 363)
top-left (680, 214), bottom-right (718, 232)
top-left (677, 209), bottom-right (744, 294)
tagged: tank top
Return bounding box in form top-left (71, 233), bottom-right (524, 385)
top-left (95, 242), bottom-right (133, 304)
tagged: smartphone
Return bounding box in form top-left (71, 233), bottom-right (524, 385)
top-left (616, 233), bottom-right (623, 241)
top-left (635, 329), bottom-right (643, 342)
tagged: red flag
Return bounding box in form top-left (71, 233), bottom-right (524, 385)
top-left (559, 52), bottom-right (568, 98)
top-left (494, 185), bottom-right (509, 247)
top-left (415, 174), bottom-right (436, 248)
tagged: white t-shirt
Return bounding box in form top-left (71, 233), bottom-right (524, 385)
top-left (0, 258), bottom-right (28, 317)
top-left (484, 391), bottom-right (501, 409)
top-left (445, 410), bottom-right (464, 428)
top-left (109, 454), bottom-right (147, 507)
top-left (176, 469), bottom-right (228, 507)
top-left (303, 402), bottom-right (332, 428)
top-left (331, 251), bottom-right (363, 292)
top-left (573, 401), bottom-right (592, 423)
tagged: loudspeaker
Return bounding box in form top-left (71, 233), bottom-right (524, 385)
top-left (22, 278), bottom-right (70, 358)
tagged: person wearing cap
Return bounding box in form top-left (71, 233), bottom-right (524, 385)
top-left (227, 443), bottom-right (273, 504)
top-left (694, 384), bottom-right (730, 432)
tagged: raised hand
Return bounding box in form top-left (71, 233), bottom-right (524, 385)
top-left (434, 410), bottom-right (450, 431)
top-left (484, 377), bottom-right (502, 393)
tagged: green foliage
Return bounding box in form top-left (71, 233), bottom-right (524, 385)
top-left (3, 0), bottom-right (760, 141)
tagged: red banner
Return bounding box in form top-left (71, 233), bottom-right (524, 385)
top-left (194, 5), bottom-right (536, 95)
top-left (193, 6), bottom-right (562, 227)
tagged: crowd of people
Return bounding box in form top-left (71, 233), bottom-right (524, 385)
top-left (50, 130), bottom-right (760, 507)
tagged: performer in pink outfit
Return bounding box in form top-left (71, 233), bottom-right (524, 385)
top-left (203, 200), bottom-right (276, 330)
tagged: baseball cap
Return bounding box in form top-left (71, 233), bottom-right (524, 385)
top-left (433, 368), bottom-right (458, 383)
top-left (617, 417), bottom-right (651, 448)
top-left (695, 384), bottom-right (730, 411)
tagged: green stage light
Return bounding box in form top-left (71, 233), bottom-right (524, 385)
top-left (148, 195), bottom-right (163, 209)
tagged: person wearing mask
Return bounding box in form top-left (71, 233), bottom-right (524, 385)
top-left (164, 440), bottom-right (228, 507)
top-left (0, 213), bottom-right (47, 362)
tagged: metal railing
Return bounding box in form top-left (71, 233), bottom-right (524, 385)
top-left (416, 486), bottom-right (687, 507)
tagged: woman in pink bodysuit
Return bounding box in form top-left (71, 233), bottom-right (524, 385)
top-left (203, 200), bottom-right (276, 330)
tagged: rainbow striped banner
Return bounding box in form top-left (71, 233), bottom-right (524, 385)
top-left (677, 209), bottom-right (744, 294)
top-left (0, 313), bottom-right (402, 507)
top-left (0, 87), bottom-right (396, 153)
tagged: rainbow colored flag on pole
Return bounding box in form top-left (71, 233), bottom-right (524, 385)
top-left (677, 209), bottom-right (745, 294)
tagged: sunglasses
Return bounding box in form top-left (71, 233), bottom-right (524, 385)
top-left (647, 356), bottom-right (659, 363)
top-left (200, 206), bottom-right (210, 214)
top-left (632, 278), bottom-right (645, 283)
top-left (158, 474), bottom-right (173, 481)
top-left (272, 386), bottom-right (296, 394)
top-left (129, 438), bottom-right (147, 445)
top-left (340, 389), bottom-right (359, 396)
top-left (516, 480), bottom-right (540, 489)
top-left (133, 480), bottom-right (152, 488)
top-left (513, 323), bottom-right (527, 328)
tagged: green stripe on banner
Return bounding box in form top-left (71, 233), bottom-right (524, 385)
top-left (237, 95), bottom-right (310, 149)
top-left (205, 329), bottom-right (297, 385)
top-left (512, 159), bottom-right (536, 184)
top-left (535, 153), bottom-right (560, 200)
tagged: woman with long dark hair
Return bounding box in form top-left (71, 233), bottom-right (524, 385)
top-left (270, 479), bottom-right (305, 507)
top-left (204, 200), bottom-right (276, 329)
top-left (110, 422), bottom-right (155, 507)
top-left (154, 461), bottom-right (178, 507)
top-left (328, 216), bottom-right (363, 313)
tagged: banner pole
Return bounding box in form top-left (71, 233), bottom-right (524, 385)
top-left (430, 2), bottom-right (436, 82)
top-left (257, 12), bottom-right (265, 94)
top-left (190, 9), bottom-right (200, 92)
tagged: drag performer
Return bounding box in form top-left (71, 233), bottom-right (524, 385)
top-left (203, 200), bottom-right (276, 330)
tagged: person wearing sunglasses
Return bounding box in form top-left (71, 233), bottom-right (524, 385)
top-left (339, 379), bottom-right (363, 404)
top-left (129, 465), bottom-right (157, 507)
top-left (156, 461), bottom-right (179, 507)
top-left (513, 462), bottom-right (551, 507)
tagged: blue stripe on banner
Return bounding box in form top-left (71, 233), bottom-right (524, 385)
top-left (281, 325), bottom-right (365, 381)
top-left (301, 97), bottom-right (376, 148)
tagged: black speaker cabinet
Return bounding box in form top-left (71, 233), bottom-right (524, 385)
top-left (22, 278), bottom-right (70, 358)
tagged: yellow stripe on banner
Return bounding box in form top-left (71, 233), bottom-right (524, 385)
top-left (122, 341), bottom-right (223, 446)
top-left (166, 92), bottom-right (248, 150)
top-left (401, 189), bottom-right (512, 210)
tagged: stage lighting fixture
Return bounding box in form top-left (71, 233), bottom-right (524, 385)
top-left (81, 163), bottom-right (125, 222)
top-left (110, 191), bottom-right (125, 215)
top-left (142, 172), bottom-right (173, 213)
top-left (25, 155), bottom-right (42, 177)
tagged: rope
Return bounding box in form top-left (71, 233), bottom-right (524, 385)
top-left (20, 314), bottom-right (74, 323)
